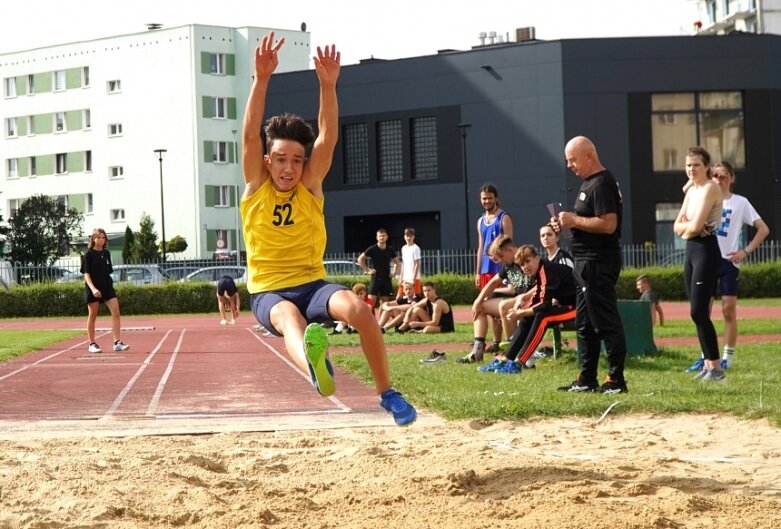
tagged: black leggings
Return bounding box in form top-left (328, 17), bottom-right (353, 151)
top-left (684, 235), bottom-right (720, 360)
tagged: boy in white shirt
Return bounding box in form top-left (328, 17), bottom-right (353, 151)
top-left (398, 228), bottom-right (422, 296)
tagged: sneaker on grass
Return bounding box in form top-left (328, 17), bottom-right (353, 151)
top-left (456, 340), bottom-right (485, 364)
top-left (477, 358), bottom-right (507, 372)
top-left (304, 323), bottom-right (335, 397)
top-left (380, 389), bottom-right (417, 426)
top-left (557, 378), bottom-right (598, 392)
top-left (495, 361), bottom-right (522, 375)
top-left (419, 350), bottom-right (447, 364)
top-left (701, 369), bottom-right (726, 382)
top-left (685, 357), bottom-right (705, 372)
top-left (597, 376), bottom-right (628, 394)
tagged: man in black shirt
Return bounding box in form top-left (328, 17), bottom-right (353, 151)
top-left (358, 228), bottom-right (400, 310)
top-left (552, 136), bottom-right (628, 394)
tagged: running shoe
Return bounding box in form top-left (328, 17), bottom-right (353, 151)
top-left (557, 378), bottom-right (598, 392)
top-left (380, 388), bottom-right (417, 426)
top-left (88, 343), bottom-right (102, 354)
top-left (113, 340), bottom-right (130, 352)
top-left (685, 357), bottom-right (705, 372)
top-left (419, 350), bottom-right (447, 364)
top-left (720, 358), bottom-right (730, 370)
top-left (304, 323), bottom-right (335, 397)
top-left (597, 376), bottom-right (628, 394)
top-left (485, 342), bottom-right (502, 353)
top-left (496, 361), bottom-right (522, 375)
top-left (456, 340), bottom-right (485, 364)
top-left (477, 358), bottom-right (507, 372)
top-left (701, 369), bottom-right (726, 382)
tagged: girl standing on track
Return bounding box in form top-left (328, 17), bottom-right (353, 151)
top-left (83, 228), bottom-right (130, 354)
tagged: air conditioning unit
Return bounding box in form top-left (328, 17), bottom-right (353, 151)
top-left (516, 26), bottom-right (536, 42)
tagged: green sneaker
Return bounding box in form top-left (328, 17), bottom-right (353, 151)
top-left (304, 323), bottom-right (335, 397)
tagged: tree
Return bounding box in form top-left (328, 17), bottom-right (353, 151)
top-left (6, 195), bottom-right (83, 266)
top-left (122, 225), bottom-right (135, 263)
top-left (165, 235), bottom-right (188, 255)
top-left (132, 213), bottom-right (160, 261)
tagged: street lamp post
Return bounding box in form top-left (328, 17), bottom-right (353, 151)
top-left (456, 123), bottom-right (472, 249)
top-left (154, 149), bottom-right (167, 262)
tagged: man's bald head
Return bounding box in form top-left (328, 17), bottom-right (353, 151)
top-left (565, 135), bottom-right (604, 179)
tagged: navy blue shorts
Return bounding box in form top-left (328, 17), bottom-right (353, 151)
top-left (217, 276), bottom-right (238, 296)
top-left (251, 280), bottom-right (348, 337)
top-left (715, 258), bottom-right (740, 297)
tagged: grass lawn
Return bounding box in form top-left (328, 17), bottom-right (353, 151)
top-left (0, 330), bottom-right (83, 362)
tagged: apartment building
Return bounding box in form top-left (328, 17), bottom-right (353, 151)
top-left (695, 0), bottom-right (781, 34)
top-left (1, 24), bottom-right (309, 260)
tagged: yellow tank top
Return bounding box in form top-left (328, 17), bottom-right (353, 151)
top-left (241, 179), bottom-right (327, 293)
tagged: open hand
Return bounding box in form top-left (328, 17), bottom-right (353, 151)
top-left (314, 44), bottom-right (341, 85)
top-left (254, 32), bottom-right (285, 79)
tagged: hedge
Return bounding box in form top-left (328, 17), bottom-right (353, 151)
top-left (1, 262), bottom-right (779, 318)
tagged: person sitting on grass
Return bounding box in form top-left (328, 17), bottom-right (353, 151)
top-left (332, 283), bottom-right (374, 334)
top-left (479, 245), bottom-right (577, 374)
top-left (397, 282), bottom-right (455, 334)
top-left (378, 281), bottom-right (421, 333)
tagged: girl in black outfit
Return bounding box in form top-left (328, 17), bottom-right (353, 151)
top-left (83, 228), bottom-right (130, 353)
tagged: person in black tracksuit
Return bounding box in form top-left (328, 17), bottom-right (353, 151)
top-left (552, 136), bottom-right (628, 394)
top-left (483, 246), bottom-right (576, 374)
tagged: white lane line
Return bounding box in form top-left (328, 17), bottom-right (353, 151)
top-left (0, 331), bottom-right (111, 382)
top-left (146, 329), bottom-right (185, 417)
top-left (101, 329), bottom-right (172, 420)
top-left (246, 328), bottom-right (351, 412)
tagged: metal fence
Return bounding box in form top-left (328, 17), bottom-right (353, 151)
top-left (7, 240), bottom-right (781, 285)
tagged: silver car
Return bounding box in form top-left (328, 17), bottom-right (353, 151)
top-left (180, 265), bottom-right (247, 284)
top-left (110, 265), bottom-right (172, 285)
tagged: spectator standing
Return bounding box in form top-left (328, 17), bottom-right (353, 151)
top-left (398, 228), bottom-right (422, 296)
top-left (552, 136), bottom-right (628, 394)
top-left (474, 184), bottom-right (514, 351)
top-left (358, 228), bottom-right (400, 310)
top-left (635, 275), bottom-right (664, 327)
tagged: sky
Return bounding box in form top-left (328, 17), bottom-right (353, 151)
top-left (1, 0), bottom-right (702, 65)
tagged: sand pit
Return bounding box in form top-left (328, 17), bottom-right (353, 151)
top-left (1, 412), bottom-right (780, 528)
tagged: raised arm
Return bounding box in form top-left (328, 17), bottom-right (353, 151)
top-left (301, 44), bottom-right (341, 196)
top-left (242, 32), bottom-right (284, 196)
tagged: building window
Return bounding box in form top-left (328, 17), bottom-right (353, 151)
top-left (108, 123), bottom-right (123, 137)
top-left (706, 0), bottom-right (717, 23)
top-left (86, 193), bottom-right (93, 214)
top-left (110, 208), bottom-right (126, 221)
top-left (655, 202), bottom-right (684, 247)
top-left (82, 66), bottom-right (90, 87)
top-left (26, 74), bottom-right (34, 95)
top-left (29, 156), bottom-right (36, 177)
top-left (214, 97), bottom-right (227, 118)
top-left (55, 195), bottom-right (68, 208)
top-left (7, 159), bottom-right (18, 178)
top-left (5, 118), bottom-right (16, 137)
top-left (651, 91), bottom-right (744, 172)
top-left (215, 185), bottom-right (229, 207)
top-left (4, 77), bottom-right (16, 98)
top-left (722, 0), bottom-right (729, 17)
top-left (27, 116), bottom-right (34, 136)
top-left (54, 70), bottom-right (65, 91)
top-left (56, 153), bottom-right (68, 174)
top-left (109, 166), bottom-right (124, 179)
top-left (411, 116), bottom-right (438, 180)
top-left (213, 141), bottom-right (228, 163)
top-left (209, 53), bottom-right (226, 74)
top-left (85, 151), bottom-right (92, 172)
top-left (8, 199), bottom-right (20, 218)
top-left (83, 109), bottom-right (91, 129)
top-left (107, 79), bottom-right (122, 93)
top-left (343, 123), bottom-right (370, 185)
top-left (376, 119), bottom-right (404, 183)
top-left (55, 112), bottom-right (66, 132)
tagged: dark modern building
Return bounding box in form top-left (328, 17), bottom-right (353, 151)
top-left (263, 33), bottom-right (781, 253)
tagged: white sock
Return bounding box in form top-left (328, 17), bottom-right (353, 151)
top-left (335, 322), bottom-right (346, 332)
top-left (723, 347), bottom-right (735, 368)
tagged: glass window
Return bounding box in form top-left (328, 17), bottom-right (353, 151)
top-left (209, 53), bottom-right (226, 74)
top-left (110, 208), bottom-right (125, 221)
top-left (213, 141), bottom-right (228, 163)
top-left (26, 74), bottom-right (34, 95)
top-left (107, 80), bottom-right (121, 93)
top-left (27, 116), bottom-right (34, 136)
top-left (5, 118), bottom-right (16, 137)
top-left (82, 66), bottom-right (90, 87)
top-left (4, 77), bottom-right (16, 98)
top-left (343, 123), bottom-right (370, 185)
top-left (9, 199), bottom-right (20, 218)
top-left (411, 116), bottom-right (438, 180)
top-left (7, 159), bottom-right (18, 178)
top-left (84, 109), bottom-right (91, 129)
top-left (85, 151), bottom-right (92, 172)
top-left (29, 156), bottom-right (36, 177)
top-left (54, 70), bottom-right (65, 91)
top-left (377, 120), bottom-right (403, 183)
top-left (108, 123), bottom-right (123, 136)
top-left (55, 112), bottom-right (66, 132)
top-left (55, 153), bottom-right (67, 174)
top-left (651, 91), bottom-right (744, 171)
top-left (109, 166), bottom-right (124, 179)
top-left (86, 193), bottom-right (93, 214)
top-left (214, 97), bottom-right (227, 118)
top-left (215, 185), bottom-right (229, 206)
top-left (655, 202), bottom-right (684, 247)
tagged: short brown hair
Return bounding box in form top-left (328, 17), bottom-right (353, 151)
top-left (264, 113), bottom-right (316, 152)
top-left (514, 244), bottom-right (539, 263)
top-left (488, 234), bottom-right (514, 259)
top-left (352, 283), bottom-right (367, 295)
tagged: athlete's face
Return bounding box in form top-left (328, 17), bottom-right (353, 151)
top-left (402, 284), bottom-right (415, 297)
top-left (480, 192), bottom-right (497, 212)
top-left (422, 285), bottom-right (437, 301)
top-left (711, 166), bottom-right (734, 194)
top-left (376, 231), bottom-right (388, 244)
top-left (265, 139), bottom-right (306, 192)
top-left (685, 155), bottom-right (708, 183)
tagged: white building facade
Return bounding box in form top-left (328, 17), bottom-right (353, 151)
top-left (695, 0), bottom-right (781, 34)
top-left (1, 24), bottom-right (309, 261)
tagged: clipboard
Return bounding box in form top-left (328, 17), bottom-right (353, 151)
top-left (546, 202), bottom-right (572, 238)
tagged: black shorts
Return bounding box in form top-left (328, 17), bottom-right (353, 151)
top-left (84, 284), bottom-right (117, 304)
top-left (217, 277), bottom-right (238, 296)
top-left (368, 276), bottom-right (394, 297)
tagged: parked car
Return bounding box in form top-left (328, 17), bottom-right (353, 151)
top-left (180, 265), bottom-right (247, 284)
top-left (110, 264), bottom-right (172, 285)
top-left (323, 260), bottom-right (365, 277)
top-left (19, 266), bottom-right (78, 284)
top-left (163, 265), bottom-right (204, 281)
top-left (658, 249), bottom-right (686, 267)
top-left (56, 269), bottom-right (84, 283)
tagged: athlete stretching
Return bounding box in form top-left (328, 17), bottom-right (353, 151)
top-left (240, 32), bottom-right (416, 425)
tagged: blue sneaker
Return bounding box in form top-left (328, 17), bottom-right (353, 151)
top-left (496, 361), bottom-right (522, 374)
top-left (304, 323), bottom-right (335, 397)
top-left (380, 389), bottom-right (417, 426)
top-left (684, 357), bottom-right (705, 372)
top-left (477, 358), bottom-right (507, 372)
top-left (720, 358), bottom-right (729, 370)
